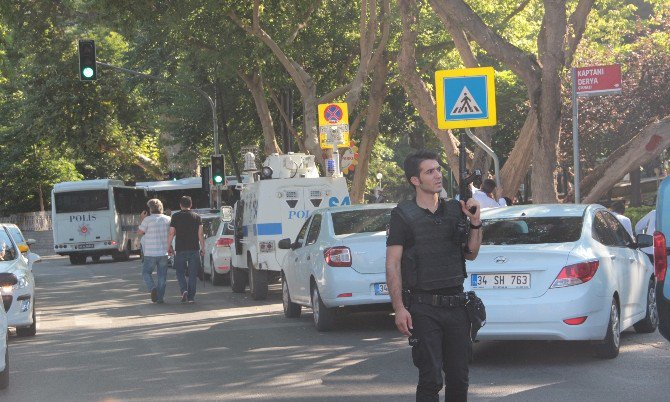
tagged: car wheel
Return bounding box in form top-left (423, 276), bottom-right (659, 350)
top-left (282, 273), bottom-right (302, 318)
top-left (211, 258), bottom-right (225, 286)
top-left (311, 285), bottom-right (334, 331)
top-left (17, 302), bottom-right (36, 337)
top-left (69, 255), bottom-right (86, 265)
top-left (230, 263), bottom-right (247, 293)
top-left (634, 279), bottom-right (659, 333)
top-left (0, 347), bottom-right (8, 389)
top-left (112, 247), bottom-right (130, 262)
top-left (595, 298), bottom-right (620, 359)
top-left (91, 255), bottom-right (101, 263)
top-left (248, 255), bottom-right (268, 301)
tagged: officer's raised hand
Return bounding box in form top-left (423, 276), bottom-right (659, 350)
top-left (460, 198), bottom-right (481, 224)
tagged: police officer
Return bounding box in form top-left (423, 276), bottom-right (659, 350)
top-left (386, 150), bottom-right (482, 402)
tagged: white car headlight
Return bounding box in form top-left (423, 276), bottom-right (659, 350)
top-left (13, 276), bottom-right (29, 290)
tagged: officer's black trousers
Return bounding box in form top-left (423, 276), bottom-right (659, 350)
top-left (410, 302), bottom-right (471, 402)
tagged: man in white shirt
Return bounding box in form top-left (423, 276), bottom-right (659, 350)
top-left (610, 200), bottom-right (634, 239)
top-left (635, 209), bottom-right (656, 258)
top-left (138, 199), bottom-right (172, 303)
top-left (473, 179), bottom-right (507, 209)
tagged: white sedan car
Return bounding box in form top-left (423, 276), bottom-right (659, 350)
top-left (0, 273), bottom-right (9, 389)
top-left (203, 219), bottom-right (234, 286)
top-left (0, 224), bottom-right (37, 337)
top-left (279, 204), bottom-right (394, 331)
top-left (465, 204), bottom-right (657, 358)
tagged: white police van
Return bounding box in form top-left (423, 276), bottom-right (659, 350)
top-left (227, 152), bottom-right (350, 300)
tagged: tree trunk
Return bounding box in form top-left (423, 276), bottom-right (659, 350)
top-left (350, 58), bottom-right (389, 204)
top-left (397, 0), bottom-right (463, 176)
top-left (579, 115), bottom-right (670, 203)
top-left (499, 109), bottom-right (538, 198)
top-left (239, 71), bottom-right (281, 156)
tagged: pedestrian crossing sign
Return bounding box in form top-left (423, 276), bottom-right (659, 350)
top-left (435, 67), bottom-right (496, 129)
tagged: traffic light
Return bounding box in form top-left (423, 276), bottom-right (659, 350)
top-left (78, 39), bottom-right (97, 81)
top-left (211, 154), bottom-right (225, 185)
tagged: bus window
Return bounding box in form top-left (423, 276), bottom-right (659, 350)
top-left (55, 190), bottom-right (109, 213)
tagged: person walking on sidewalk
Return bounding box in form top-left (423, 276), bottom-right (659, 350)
top-left (138, 199), bottom-right (171, 303)
top-left (168, 196), bottom-right (204, 303)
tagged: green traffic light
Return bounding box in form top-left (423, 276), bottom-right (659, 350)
top-left (213, 175), bottom-right (223, 184)
top-left (82, 67), bottom-right (94, 78)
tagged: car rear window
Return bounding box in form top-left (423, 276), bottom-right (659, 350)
top-left (482, 217), bottom-right (583, 245)
top-left (55, 190), bottom-right (109, 213)
top-left (332, 208), bottom-right (392, 235)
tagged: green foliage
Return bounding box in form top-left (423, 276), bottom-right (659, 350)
top-left (627, 205), bottom-right (654, 228)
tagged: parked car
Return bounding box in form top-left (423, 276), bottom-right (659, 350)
top-left (0, 272), bottom-right (12, 389)
top-left (278, 204), bottom-right (394, 331)
top-left (0, 224), bottom-right (38, 337)
top-left (464, 204), bottom-right (657, 358)
top-left (204, 220), bottom-right (234, 286)
top-left (654, 177), bottom-right (670, 342)
top-left (4, 223), bottom-right (41, 269)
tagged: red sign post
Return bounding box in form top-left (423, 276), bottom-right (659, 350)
top-left (572, 63), bottom-right (623, 203)
top-left (575, 64), bottom-right (622, 96)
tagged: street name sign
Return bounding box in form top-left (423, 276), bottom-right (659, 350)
top-left (575, 64), bottom-right (622, 97)
top-left (435, 67), bottom-right (497, 130)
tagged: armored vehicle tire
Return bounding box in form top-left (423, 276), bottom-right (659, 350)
top-left (595, 298), bottom-right (620, 359)
top-left (0, 348), bottom-right (8, 389)
top-left (248, 256), bottom-right (268, 300)
top-left (17, 303), bottom-right (36, 337)
top-left (311, 285), bottom-right (335, 332)
top-left (634, 279), bottom-right (659, 333)
top-left (282, 273), bottom-right (301, 318)
top-left (230, 264), bottom-right (247, 293)
top-left (69, 255), bottom-right (86, 265)
top-left (210, 257), bottom-right (226, 286)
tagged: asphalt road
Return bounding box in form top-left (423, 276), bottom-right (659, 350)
top-left (2, 256), bottom-right (670, 401)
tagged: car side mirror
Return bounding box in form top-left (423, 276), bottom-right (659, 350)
top-left (635, 233), bottom-right (653, 249)
top-left (27, 252), bottom-right (41, 265)
top-left (26, 239), bottom-right (36, 246)
top-left (278, 238), bottom-right (293, 250)
top-left (220, 206), bottom-right (233, 222)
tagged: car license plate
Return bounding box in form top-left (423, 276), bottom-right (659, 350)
top-left (471, 273), bottom-right (530, 289)
top-left (374, 283), bottom-right (389, 295)
top-left (75, 243), bottom-right (94, 250)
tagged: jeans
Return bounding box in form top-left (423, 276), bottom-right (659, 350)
top-left (174, 250), bottom-right (200, 301)
top-left (142, 256), bottom-right (169, 302)
top-left (410, 302), bottom-right (471, 402)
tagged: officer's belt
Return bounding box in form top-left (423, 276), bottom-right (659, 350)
top-left (409, 293), bottom-right (467, 308)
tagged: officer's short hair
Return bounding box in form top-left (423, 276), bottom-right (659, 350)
top-left (147, 198), bottom-right (163, 214)
top-left (481, 179), bottom-right (496, 194)
top-left (179, 196), bottom-right (192, 208)
top-left (404, 150), bottom-right (439, 185)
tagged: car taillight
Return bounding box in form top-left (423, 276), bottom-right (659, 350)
top-left (324, 247), bottom-right (352, 267)
top-left (216, 237), bottom-right (234, 247)
top-left (654, 231), bottom-right (667, 282)
top-left (550, 260), bottom-right (599, 288)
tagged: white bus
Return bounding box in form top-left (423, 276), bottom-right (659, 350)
top-left (51, 179), bottom-right (147, 265)
top-left (137, 176), bottom-right (245, 211)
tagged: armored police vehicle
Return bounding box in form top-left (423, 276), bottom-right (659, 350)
top-left (228, 152), bottom-right (350, 300)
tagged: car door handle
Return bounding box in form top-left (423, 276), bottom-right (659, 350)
top-left (295, 257), bottom-right (298, 262)
top-left (608, 255), bottom-right (617, 260)
top-left (307, 256), bottom-right (310, 260)
top-left (628, 257), bottom-right (635, 262)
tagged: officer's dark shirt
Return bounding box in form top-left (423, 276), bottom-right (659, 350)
top-left (386, 199), bottom-right (464, 296)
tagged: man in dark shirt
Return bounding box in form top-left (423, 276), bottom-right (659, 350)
top-left (168, 196), bottom-right (205, 303)
top-left (386, 150), bottom-right (482, 402)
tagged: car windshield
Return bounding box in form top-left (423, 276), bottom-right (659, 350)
top-left (482, 216), bottom-right (583, 245)
top-left (55, 190), bottom-right (109, 213)
top-left (332, 208), bottom-right (392, 235)
top-left (0, 229), bottom-right (17, 261)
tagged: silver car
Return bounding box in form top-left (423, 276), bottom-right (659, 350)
top-left (279, 204), bottom-right (394, 331)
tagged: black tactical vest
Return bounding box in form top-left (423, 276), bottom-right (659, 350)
top-left (396, 199), bottom-right (467, 291)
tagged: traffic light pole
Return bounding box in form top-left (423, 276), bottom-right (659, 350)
top-left (96, 61), bottom-right (221, 208)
